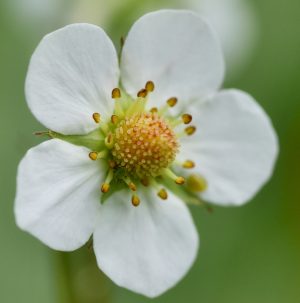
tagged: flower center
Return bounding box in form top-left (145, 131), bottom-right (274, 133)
top-left (111, 113), bottom-right (178, 178)
top-left (47, 81), bottom-right (208, 207)
top-left (75, 81), bottom-right (208, 206)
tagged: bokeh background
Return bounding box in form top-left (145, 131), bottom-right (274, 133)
top-left (1, 0), bottom-right (299, 302)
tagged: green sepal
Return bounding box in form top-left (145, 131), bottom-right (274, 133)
top-left (161, 177), bottom-right (212, 211)
top-left (49, 129), bottom-right (105, 151)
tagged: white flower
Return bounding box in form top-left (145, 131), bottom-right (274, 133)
top-left (15, 10), bottom-right (278, 298)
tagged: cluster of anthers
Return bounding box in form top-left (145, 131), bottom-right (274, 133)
top-left (88, 81), bottom-right (206, 207)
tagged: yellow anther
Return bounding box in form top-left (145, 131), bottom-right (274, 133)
top-left (122, 176), bottom-right (137, 191)
top-left (89, 150), bottom-right (107, 161)
top-left (112, 88), bottom-right (121, 99)
top-left (183, 160), bottom-right (195, 169)
top-left (92, 113), bottom-right (101, 123)
top-left (175, 176), bottom-right (185, 185)
top-left (141, 177), bottom-right (150, 187)
top-left (187, 174), bottom-right (207, 192)
top-left (150, 107), bottom-right (158, 113)
top-left (106, 133), bottom-right (113, 143)
top-left (185, 126), bottom-right (196, 136)
top-left (128, 182), bottom-right (137, 191)
top-left (131, 194), bottom-right (140, 207)
top-left (182, 114), bottom-right (192, 124)
top-left (101, 183), bottom-right (110, 193)
top-left (167, 97), bottom-right (178, 107)
top-left (111, 115), bottom-right (119, 124)
top-left (163, 168), bottom-right (185, 185)
top-left (137, 88), bottom-right (148, 98)
top-left (105, 133), bottom-right (114, 149)
top-left (101, 169), bottom-right (114, 193)
top-left (157, 188), bottom-right (168, 200)
top-left (145, 81), bottom-right (155, 92)
top-left (89, 152), bottom-right (98, 161)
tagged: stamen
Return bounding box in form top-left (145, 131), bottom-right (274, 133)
top-left (145, 81), bottom-right (155, 92)
top-left (111, 115), bottom-right (119, 124)
top-left (89, 152), bottom-right (98, 161)
top-left (137, 88), bottom-right (148, 98)
top-left (92, 113), bottom-right (101, 123)
top-left (131, 194), bottom-right (140, 207)
top-left (185, 126), bottom-right (196, 136)
top-left (101, 183), bottom-right (110, 193)
top-left (112, 88), bottom-right (121, 99)
top-left (128, 182), bottom-right (137, 191)
top-left (183, 160), bottom-right (195, 169)
top-left (182, 114), bottom-right (192, 124)
top-left (89, 151), bottom-right (107, 161)
top-left (157, 188), bottom-right (168, 200)
top-left (150, 107), bottom-right (158, 113)
top-left (187, 174), bottom-right (207, 192)
top-left (169, 119), bottom-right (183, 128)
top-left (123, 176), bottom-right (137, 191)
top-left (105, 133), bottom-right (114, 149)
top-left (163, 168), bottom-right (185, 185)
top-left (101, 169), bottom-right (114, 193)
top-left (141, 177), bottom-right (150, 187)
top-left (151, 179), bottom-right (167, 200)
top-left (175, 176), bottom-right (185, 185)
top-left (167, 97), bottom-right (178, 107)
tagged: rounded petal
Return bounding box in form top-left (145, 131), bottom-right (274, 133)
top-left (93, 189), bottom-right (198, 297)
top-left (26, 23), bottom-right (119, 135)
top-left (179, 89), bottom-right (278, 206)
top-left (120, 10), bottom-right (224, 109)
top-left (191, 0), bottom-right (258, 79)
top-left (15, 139), bottom-right (105, 251)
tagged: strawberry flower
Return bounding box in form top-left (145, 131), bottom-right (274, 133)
top-left (15, 10), bottom-right (278, 298)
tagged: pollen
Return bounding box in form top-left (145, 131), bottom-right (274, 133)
top-left (145, 81), bottom-right (155, 92)
top-left (92, 113), bottom-right (101, 123)
top-left (89, 151), bottom-right (98, 161)
top-left (175, 176), bottom-right (185, 185)
top-left (185, 126), bottom-right (196, 136)
top-left (183, 160), bottom-right (195, 169)
top-left (131, 194), bottom-right (140, 207)
top-left (112, 88), bottom-right (121, 99)
top-left (157, 188), bottom-right (168, 200)
top-left (111, 113), bottom-right (179, 178)
top-left (101, 183), bottom-right (110, 193)
top-left (182, 114), bottom-right (192, 124)
top-left (137, 88), bottom-right (148, 98)
top-left (167, 97), bottom-right (178, 107)
top-left (111, 115), bottom-right (119, 124)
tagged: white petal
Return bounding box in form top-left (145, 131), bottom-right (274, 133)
top-left (191, 0), bottom-right (258, 79)
top-left (93, 189), bottom-right (198, 297)
top-left (121, 10), bottom-right (224, 109)
top-left (26, 23), bottom-right (119, 135)
top-left (180, 89), bottom-right (278, 206)
top-left (15, 139), bottom-right (105, 251)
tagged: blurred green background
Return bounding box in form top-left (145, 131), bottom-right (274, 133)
top-left (0, 0), bottom-right (299, 302)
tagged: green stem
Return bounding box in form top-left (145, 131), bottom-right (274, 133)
top-left (54, 247), bottom-right (113, 303)
top-left (55, 252), bottom-right (77, 303)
